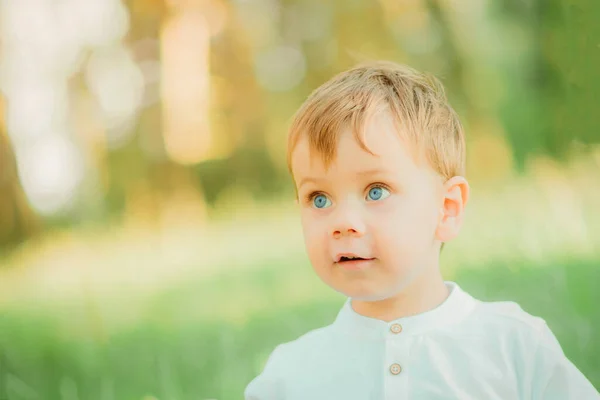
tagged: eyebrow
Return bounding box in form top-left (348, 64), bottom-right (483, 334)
top-left (355, 168), bottom-right (391, 177)
top-left (297, 177), bottom-right (324, 189)
top-left (297, 168), bottom-right (392, 189)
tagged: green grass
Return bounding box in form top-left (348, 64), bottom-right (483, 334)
top-left (0, 160), bottom-right (598, 399)
top-left (0, 255), bottom-right (598, 400)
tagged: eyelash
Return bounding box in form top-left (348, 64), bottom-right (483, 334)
top-left (305, 183), bottom-right (391, 204)
top-left (367, 182), bottom-right (391, 194)
top-left (305, 191), bottom-right (323, 204)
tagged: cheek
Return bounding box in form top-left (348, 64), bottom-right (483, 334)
top-left (371, 196), bottom-right (438, 239)
top-left (300, 211), bottom-right (328, 252)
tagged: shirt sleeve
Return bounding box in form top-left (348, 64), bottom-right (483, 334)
top-left (244, 344), bottom-right (287, 400)
top-left (532, 322), bottom-right (599, 400)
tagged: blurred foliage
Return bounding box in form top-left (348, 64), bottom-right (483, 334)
top-left (493, 0), bottom-right (600, 168)
top-left (0, 1), bottom-right (598, 398)
top-left (0, 0), bottom-right (598, 249)
top-left (0, 126), bottom-right (40, 250)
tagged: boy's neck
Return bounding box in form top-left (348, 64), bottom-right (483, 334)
top-left (350, 265), bottom-right (449, 322)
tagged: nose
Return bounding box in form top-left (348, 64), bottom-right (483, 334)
top-left (331, 202), bottom-right (365, 239)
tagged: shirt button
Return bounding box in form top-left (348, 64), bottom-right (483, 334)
top-left (390, 363), bottom-right (402, 375)
top-left (390, 323), bottom-right (403, 334)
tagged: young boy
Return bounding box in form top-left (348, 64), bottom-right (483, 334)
top-left (244, 61), bottom-right (599, 399)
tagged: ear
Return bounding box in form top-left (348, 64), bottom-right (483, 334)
top-left (435, 176), bottom-right (469, 243)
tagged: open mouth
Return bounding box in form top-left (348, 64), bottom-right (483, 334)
top-left (335, 255), bottom-right (376, 270)
top-left (339, 256), bottom-right (367, 262)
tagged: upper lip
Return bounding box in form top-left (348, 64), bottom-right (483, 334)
top-left (334, 253), bottom-right (374, 262)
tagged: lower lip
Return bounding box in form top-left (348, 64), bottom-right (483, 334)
top-left (336, 259), bottom-right (376, 271)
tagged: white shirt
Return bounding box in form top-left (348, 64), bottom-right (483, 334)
top-left (244, 282), bottom-right (599, 399)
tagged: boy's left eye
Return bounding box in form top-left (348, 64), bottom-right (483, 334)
top-left (366, 186), bottom-right (390, 201)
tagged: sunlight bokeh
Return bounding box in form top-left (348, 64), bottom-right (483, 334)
top-left (0, 0), bottom-right (598, 399)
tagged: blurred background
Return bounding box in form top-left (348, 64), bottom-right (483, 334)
top-left (0, 0), bottom-right (599, 398)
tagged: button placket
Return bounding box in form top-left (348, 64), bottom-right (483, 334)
top-left (389, 323), bottom-right (403, 376)
top-left (387, 323), bottom-right (405, 376)
top-left (384, 331), bottom-right (410, 400)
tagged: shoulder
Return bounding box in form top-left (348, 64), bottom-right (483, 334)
top-left (458, 295), bottom-right (599, 398)
top-left (473, 300), bottom-right (548, 336)
top-left (267, 323), bottom-right (339, 366)
top-left (244, 324), bottom-right (338, 399)
top-left (250, 323), bottom-right (338, 369)
top-left (472, 298), bottom-right (545, 328)
top-left (466, 297), bottom-right (559, 347)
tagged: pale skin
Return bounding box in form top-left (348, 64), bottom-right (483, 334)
top-left (290, 111), bottom-right (469, 322)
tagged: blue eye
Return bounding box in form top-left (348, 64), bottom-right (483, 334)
top-left (312, 194), bottom-right (332, 209)
top-left (367, 186), bottom-right (390, 201)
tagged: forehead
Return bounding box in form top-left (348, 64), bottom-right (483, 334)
top-left (290, 112), bottom-right (422, 178)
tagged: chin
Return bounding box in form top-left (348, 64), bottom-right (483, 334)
top-left (331, 283), bottom-right (395, 302)
top-left (314, 265), bottom-right (409, 301)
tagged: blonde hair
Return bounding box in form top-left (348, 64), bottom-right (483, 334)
top-left (287, 61), bottom-right (466, 180)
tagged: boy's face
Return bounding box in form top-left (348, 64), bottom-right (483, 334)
top-left (291, 112), bottom-right (449, 301)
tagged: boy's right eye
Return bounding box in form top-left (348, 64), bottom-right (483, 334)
top-left (312, 194), bottom-right (332, 209)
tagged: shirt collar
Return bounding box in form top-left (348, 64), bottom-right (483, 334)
top-left (333, 281), bottom-right (476, 338)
